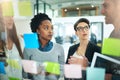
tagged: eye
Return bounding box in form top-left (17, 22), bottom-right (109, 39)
top-left (85, 26), bottom-right (89, 29)
top-left (44, 26), bottom-right (49, 30)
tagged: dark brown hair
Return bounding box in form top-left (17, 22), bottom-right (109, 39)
top-left (74, 18), bottom-right (90, 31)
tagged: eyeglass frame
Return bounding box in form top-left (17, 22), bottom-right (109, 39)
top-left (76, 26), bottom-right (89, 32)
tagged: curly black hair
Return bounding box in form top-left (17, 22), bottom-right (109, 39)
top-left (30, 13), bottom-right (51, 32)
top-left (74, 18), bottom-right (90, 31)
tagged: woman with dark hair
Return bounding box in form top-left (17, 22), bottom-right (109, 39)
top-left (66, 18), bottom-right (101, 66)
top-left (23, 13), bottom-right (64, 80)
top-left (65, 18), bottom-right (101, 80)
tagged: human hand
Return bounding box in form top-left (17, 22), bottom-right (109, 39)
top-left (68, 56), bottom-right (88, 67)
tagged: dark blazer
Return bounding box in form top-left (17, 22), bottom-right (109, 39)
top-left (66, 41), bottom-right (101, 64)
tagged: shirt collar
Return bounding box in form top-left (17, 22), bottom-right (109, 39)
top-left (39, 41), bottom-right (53, 51)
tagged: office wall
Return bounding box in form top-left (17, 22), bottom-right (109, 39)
top-left (14, 16), bottom-right (114, 38)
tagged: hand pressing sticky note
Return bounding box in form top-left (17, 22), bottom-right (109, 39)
top-left (102, 38), bottom-right (120, 57)
top-left (1, 1), bottom-right (14, 16)
top-left (43, 62), bottom-right (60, 75)
top-left (0, 62), bottom-right (6, 74)
top-left (64, 64), bottom-right (82, 79)
top-left (18, 1), bottom-right (32, 16)
top-left (86, 67), bottom-right (105, 80)
top-left (23, 33), bottom-right (39, 48)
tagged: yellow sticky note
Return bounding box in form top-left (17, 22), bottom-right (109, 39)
top-left (7, 59), bottom-right (21, 69)
top-left (44, 62), bottom-right (60, 75)
top-left (102, 38), bottom-right (120, 57)
top-left (18, 1), bottom-right (32, 16)
top-left (1, 1), bottom-right (14, 16)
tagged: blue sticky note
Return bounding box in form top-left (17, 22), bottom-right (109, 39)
top-left (87, 67), bottom-right (105, 80)
top-left (0, 62), bottom-right (6, 74)
top-left (23, 33), bottom-right (39, 48)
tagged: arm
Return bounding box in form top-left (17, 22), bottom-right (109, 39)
top-left (58, 45), bottom-right (65, 78)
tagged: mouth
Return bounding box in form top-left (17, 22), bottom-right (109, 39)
top-left (83, 34), bottom-right (87, 36)
top-left (48, 35), bottom-right (53, 37)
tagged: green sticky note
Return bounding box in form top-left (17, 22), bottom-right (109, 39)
top-left (102, 38), bottom-right (120, 57)
top-left (9, 77), bottom-right (20, 80)
top-left (44, 62), bottom-right (60, 75)
top-left (1, 1), bottom-right (14, 16)
top-left (87, 67), bottom-right (105, 80)
top-left (18, 1), bottom-right (32, 16)
top-left (7, 59), bottom-right (21, 69)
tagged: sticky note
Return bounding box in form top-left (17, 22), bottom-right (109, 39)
top-left (102, 38), bottom-right (120, 57)
top-left (64, 64), bottom-right (82, 79)
top-left (86, 67), bottom-right (105, 80)
top-left (44, 62), bottom-right (60, 75)
top-left (1, 1), bottom-right (14, 16)
top-left (18, 1), bottom-right (32, 16)
top-left (22, 60), bottom-right (42, 74)
top-left (0, 62), bottom-right (6, 74)
top-left (23, 33), bottom-right (39, 48)
top-left (6, 59), bottom-right (21, 69)
top-left (9, 77), bottom-right (20, 80)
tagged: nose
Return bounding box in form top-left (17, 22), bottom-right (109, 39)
top-left (49, 28), bottom-right (53, 33)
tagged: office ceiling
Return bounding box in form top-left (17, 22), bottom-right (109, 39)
top-left (39, 0), bottom-right (103, 9)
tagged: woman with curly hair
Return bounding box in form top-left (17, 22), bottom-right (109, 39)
top-left (23, 13), bottom-right (65, 80)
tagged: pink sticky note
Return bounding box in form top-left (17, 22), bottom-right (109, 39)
top-left (64, 64), bottom-right (82, 79)
top-left (22, 60), bottom-right (41, 74)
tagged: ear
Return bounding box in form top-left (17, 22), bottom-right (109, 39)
top-left (75, 31), bottom-right (78, 36)
top-left (36, 29), bottom-right (40, 34)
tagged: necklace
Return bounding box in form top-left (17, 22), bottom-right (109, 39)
top-left (76, 50), bottom-right (85, 57)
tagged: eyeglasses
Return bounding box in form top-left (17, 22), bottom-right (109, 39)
top-left (76, 26), bottom-right (89, 32)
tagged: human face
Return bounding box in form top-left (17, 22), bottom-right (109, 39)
top-left (37, 20), bottom-right (53, 42)
top-left (75, 22), bottom-right (89, 40)
top-left (101, 0), bottom-right (117, 24)
top-left (3, 16), bottom-right (14, 29)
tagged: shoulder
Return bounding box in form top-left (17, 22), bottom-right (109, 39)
top-left (88, 41), bottom-right (98, 47)
top-left (88, 41), bottom-right (101, 52)
top-left (53, 43), bottom-right (64, 52)
top-left (53, 43), bottom-right (63, 48)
